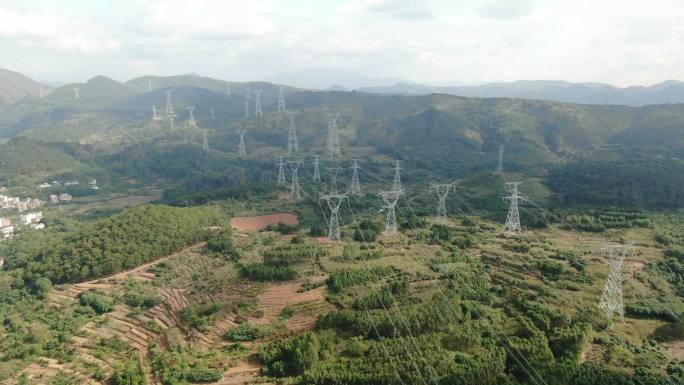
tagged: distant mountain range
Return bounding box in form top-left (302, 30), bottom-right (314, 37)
top-left (357, 80), bottom-right (684, 106)
top-left (0, 68), bottom-right (49, 105)
top-left (4, 67), bottom-right (684, 107)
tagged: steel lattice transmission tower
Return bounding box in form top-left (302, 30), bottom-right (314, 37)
top-left (73, 87), bottom-right (80, 99)
top-left (202, 129), bottom-right (209, 151)
top-left (349, 159), bottom-right (361, 194)
top-left (504, 182), bottom-right (523, 233)
top-left (287, 111), bottom-right (299, 154)
top-left (392, 160), bottom-right (402, 190)
top-left (254, 90), bottom-right (263, 117)
top-left (319, 193), bottom-right (348, 241)
top-left (496, 145), bottom-right (504, 175)
top-left (327, 113), bottom-right (341, 159)
top-left (430, 183), bottom-right (455, 224)
top-left (151, 105), bottom-right (161, 121)
top-left (599, 245), bottom-right (633, 321)
top-left (236, 129), bottom-right (247, 157)
top-left (244, 100), bottom-right (249, 120)
top-left (378, 189), bottom-right (403, 234)
top-left (287, 161), bottom-right (302, 200)
top-left (276, 156), bottom-right (287, 185)
top-left (187, 106), bottom-right (198, 129)
top-left (328, 167), bottom-right (342, 195)
top-left (278, 86), bottom-right (287, 112)
top-left (312, 155), bottom-right (322, 183)
top-left (164, 90), bottom-right (175, 116)
top-left (168, 115), bottom-right (175, 130)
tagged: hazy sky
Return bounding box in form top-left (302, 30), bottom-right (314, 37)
top-left (0, 0), bottom-right (682, 87)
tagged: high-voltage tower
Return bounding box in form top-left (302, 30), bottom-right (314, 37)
top-left (504, 182), bottom-right (523, 233)
top-left (244, 100), bottom-right (249, 120)
top-left (287, 161), bottom-right (302, 200)
top-left (164, 90), bottom-right (175, 116)
top-left (254, 90), bottom-right (263, 117)
top-left (327, 113), bottom-right (341, 159)
top-left (187, 106), bottom-right (197, 128)
top-left (378, 189), bottom-right (403, 234)
top-left (168, 115), bottom-right (175, 130)
top-left (278, 86), bottom-right (287, 111)
top-left (202, 129), bottom-right (209, 151)
top-left (599, 244), bottom-right (633, 321)
top-left (328, 167), bottom-right (342, 195)
top-left (496, 145), bottom-right (504, 175)
top-left (151, 105), bottom-right (161, 121)
top-left (349, 159), bottom-right (361, 194)
top-left (392, 160), bottom-right (402, 190)
top-left (319, 193), bottom-right (348, 241)
top-left (73, 87), bottom-right (80, 99)
top-left (276, 156), bottom-right (287, 185)
top-left (287, 111), bottom-right (298, 154)
top-left (312, 155), bottom-right (322, 183)
top-left (430, 183), bottom-right (455, 224)
top-left (237, 129), bottom-right (247, 157)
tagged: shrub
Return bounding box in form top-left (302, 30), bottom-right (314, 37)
top-left (240, 263), bottom-right (298, 281)
top-left (223, 324), bottom-right (259, 342)
top-left (79, 291), bottom-right (113, 314)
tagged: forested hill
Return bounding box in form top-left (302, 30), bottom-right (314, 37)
top-left (1, 73), bottom-right (684, 210)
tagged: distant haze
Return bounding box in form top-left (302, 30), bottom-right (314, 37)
top-left (0, 0), bottom-right (682, 87)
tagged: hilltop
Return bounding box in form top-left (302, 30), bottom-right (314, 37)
top-left (0, 68), bottom-right (49, 105)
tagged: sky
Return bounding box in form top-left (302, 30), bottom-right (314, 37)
top-left (0, 0), bottom-right (682, 87)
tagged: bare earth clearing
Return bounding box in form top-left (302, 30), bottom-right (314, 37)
top-left (230, 213), bottom-right (298, 231)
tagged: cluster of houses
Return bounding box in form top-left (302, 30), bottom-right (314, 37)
top-left (38, 179), bottom-right (99, 191)
top-left (49, 193), bottom-right (72, 203)
top-left (0, 211), bottom-right (44, 239)
top-left (0, 195), bottom-right (44, 211)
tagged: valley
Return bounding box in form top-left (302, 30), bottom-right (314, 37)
top-left (0, 70), bottom-right (681, 385)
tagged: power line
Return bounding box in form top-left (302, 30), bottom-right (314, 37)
top-left (278, 86), bottom-right (287, 111)
top-left (236, 129), bottom-right (247, 157)
top-left (392, 160), bottom-right (402, 190)
top-left (276, 156), bottom-right (287, 185)
top-left (254, 89), bottom-right (263, 117)
top-left (287, 160), bottom-right (302, 200)
top-left (327, 113), bottom-right (341, 159)
top-left (429, 183), bottom-right (455, 224)
top-left (312, 155), bottom-right (322, 183)
top-left (350, 159), bottom-right (361, 194)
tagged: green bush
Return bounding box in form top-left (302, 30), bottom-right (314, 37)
top-left (223, 324), bottom-right (259, 342)
top-left (79, 291), bottom-right (114, 314)
top-left (240, 262), bottom-right (298, 281)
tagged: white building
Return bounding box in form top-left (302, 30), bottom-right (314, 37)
top-left (20, 211), bottom-right (42, 225)
top-left (38, 183), bottom-right (52, 189)
top-left (58, 193), bottom-right (72, 201)
top-left (49, 194), bottom-right (59, 203)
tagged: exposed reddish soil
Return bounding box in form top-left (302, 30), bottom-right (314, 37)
top-left (230, 213), bottom-right (299, 231)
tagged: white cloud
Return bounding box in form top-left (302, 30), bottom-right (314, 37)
top-left (0, 0), bottom-right (683, 86)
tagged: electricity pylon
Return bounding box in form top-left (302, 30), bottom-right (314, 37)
top-left (504, 182), bottom-right (523, 233)
top-left (327, 113), bottom-right (341, 159)
top-left (244, 100), bottom-right (249, 120)
top-left (319, 193), bottom-right (348, 241)
top-left (73, 87), bottom-right (80, 99)
top-left (378, 189), bottom-right (403, 234)
top-left (202, 129), bottom-right (209, 151)
top-left (392, 160), bottom-right (402, 190)
top-left (237, 129), bottom-right (247, 157)
top-left (187, 106), bottom-right (197, 129)
top-left (287, 111), bottom-right (298, 154)
top-left (287, 161), bottom-right (302, 200)
top-left (276, 156), bottom-right (286, 185)
top-left (312, 155), bottom-right (322, 183)
top-left (329, 167), bottom-right (342, 195)
top-left (278, 86), bottom-right (287, 111)
top-left (254, 90), bottom-right (263, 117)
top-left (164, 90), bottom-right (175, 116)
top-left (349, 159), bottom-right (361, 194)
top-left (430, 183), bottom-right (455, 224)
top-left (599, 244), bottom-right (633, 321)
top-left (496, 145), bottom-right (504, 175)
top-left (168, 115), bottom-right (175, 130)
top-left (151, 105), bottom-right (161, 121)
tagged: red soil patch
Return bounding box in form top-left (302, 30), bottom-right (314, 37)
top-left (230, 213), bottom-right (299, 231)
